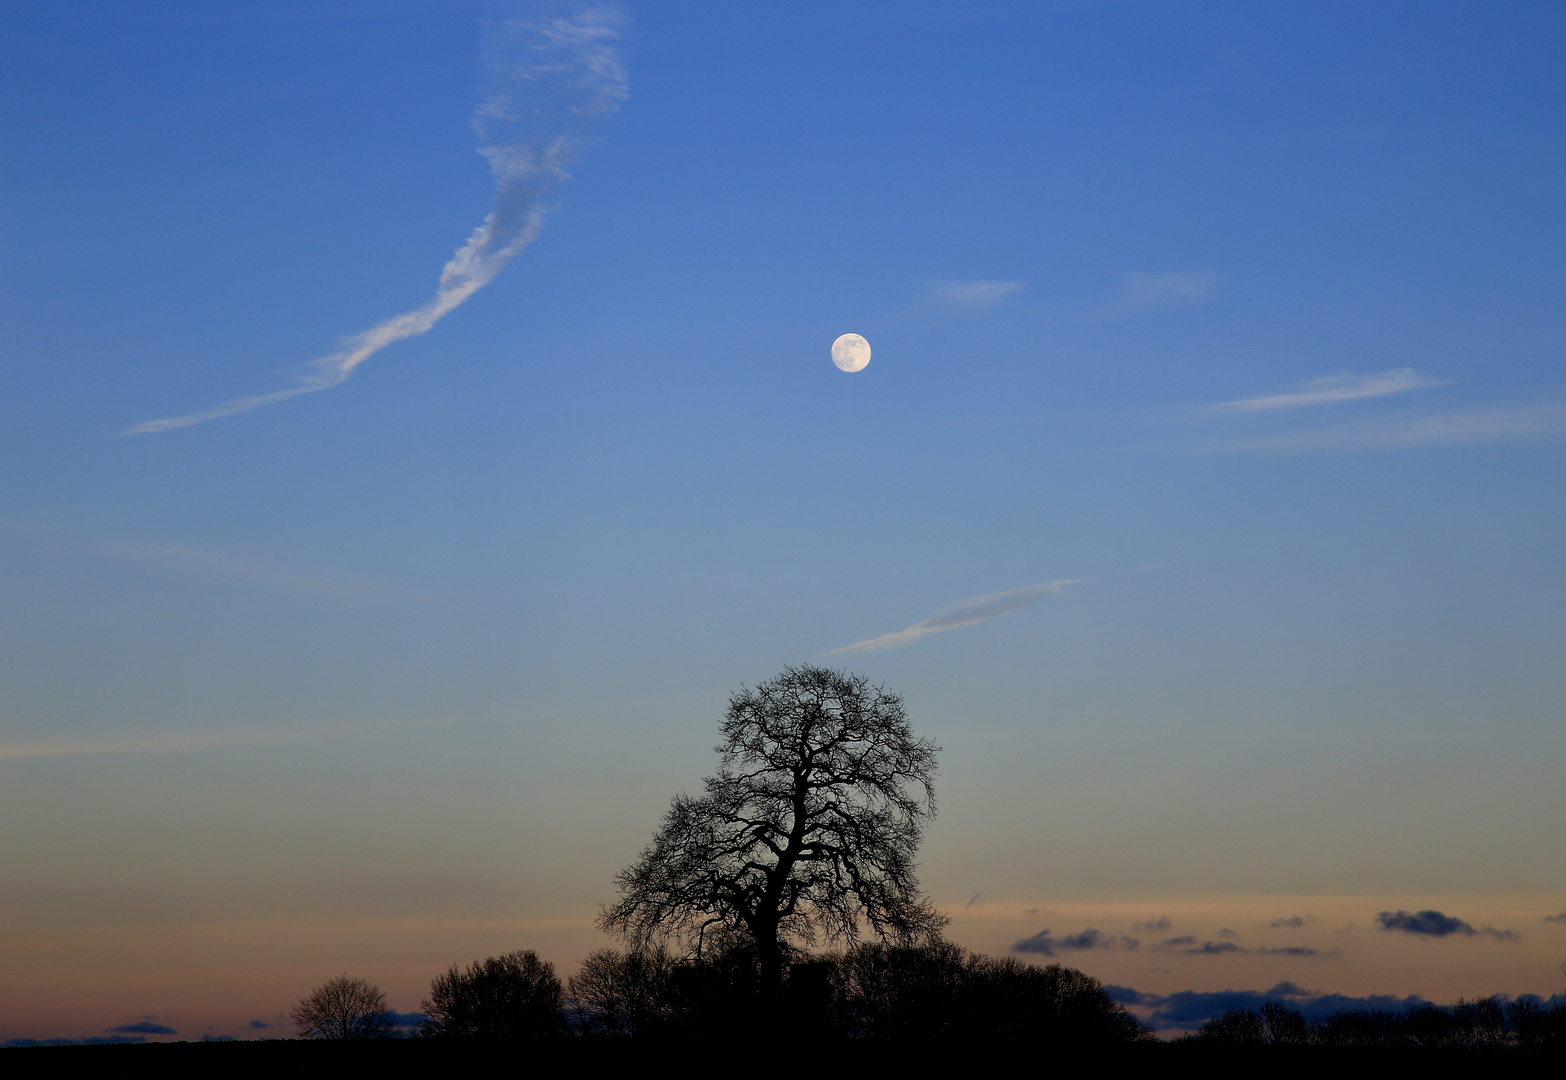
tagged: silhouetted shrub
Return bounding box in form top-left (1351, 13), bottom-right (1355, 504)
top-left (420, 950), bottom-right (564, 1038)
top-left (1309, 1009), bottom-right (1409, 1048)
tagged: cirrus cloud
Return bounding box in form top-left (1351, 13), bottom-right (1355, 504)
top-left (1216, 368), bottom-right (1449, 413)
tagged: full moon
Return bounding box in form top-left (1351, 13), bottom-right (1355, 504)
top-left (831, 333), bottom-right (871, 373)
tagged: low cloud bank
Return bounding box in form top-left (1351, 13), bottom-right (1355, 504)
top-left (4, 1036), bottom-right (147, 1046)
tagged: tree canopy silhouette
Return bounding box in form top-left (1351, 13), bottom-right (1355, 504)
top-left (600, 665), bottom-right (945, 997)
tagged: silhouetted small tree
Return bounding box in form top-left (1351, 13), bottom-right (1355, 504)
top-left (601, 666), bottom-right (945, 1000)
top-left (290, 975), bottom-right (397, 1039)
top-left (420, 950), bottom-right (563, 1038)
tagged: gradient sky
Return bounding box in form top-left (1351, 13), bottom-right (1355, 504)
top-left (3, 0), bottom-right (1565, 1042)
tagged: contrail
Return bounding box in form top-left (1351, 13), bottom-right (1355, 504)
top-left (124, 3), bottom-right (627, 436)
top-left (825, 580), bottom-right (1079, 654)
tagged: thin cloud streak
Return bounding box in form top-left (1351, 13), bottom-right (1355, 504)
top-left (825, 580), bottom-right (1078, 654)
top-left (1217, 368), bottom-right (1449, 413)
top-left (0, 718), bottom-right (450, 763)
top-left (124, 3), bottom-right (626, 435)
top-left (1120, 271), bottom-right (1217, 311)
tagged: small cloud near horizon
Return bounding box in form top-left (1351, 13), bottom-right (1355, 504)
top-left (1217, 368), bottom-right (1448, 413)
top-left (1132, 917), bottom-right (1172, 932)
top-left (1013, 928), bottom-right (1138, 956)
top-left (1184, 940), bottom-right (1246, 956)
top-left (1375, 909), bottom-right (1520, 941)
top-left (107, 1021), bottom-right (176, 1035)
top-left (1270, 915), bottom-right (1316, 929)
top-left (926, 280), bottom-right (1023, 312)
top-left (1260, 946), bottom-right (1333, 957)
top-left (825, 580), bottom-right (1077, 654)
top-left (1545, 912), bottom-right (1566, 924)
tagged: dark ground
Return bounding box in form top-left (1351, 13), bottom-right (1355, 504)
top-left (0, 1040), bottom-right (1555, 1077)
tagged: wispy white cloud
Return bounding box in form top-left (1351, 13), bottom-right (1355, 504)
top-left (0, 718), bottom-right (447, 763)
top-left (125, 3), bottom-right (626, 435)
top-left (1217, 368), bottom-right (1449, 413)
top-left (1202, 403), bottom-right (1566, 453)
top-left (825, 580), bottom-right (1078, 654)
top-left (926, 280), bottom-right (1024, 312)
top-left (1120, 271), bottom-right (1218, 311)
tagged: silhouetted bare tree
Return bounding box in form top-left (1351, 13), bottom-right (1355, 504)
top-left (420, 950), bottom-right (563, 1038)
top-left (568, 946), bottom-right (676, 1036)
top-left (600, 665), bottom-right (945, 998)
top-left (290, 975), bottom-right (397, 1039)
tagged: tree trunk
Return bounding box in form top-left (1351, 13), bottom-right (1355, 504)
top-left (756, 925), bottom-right (784, 1008)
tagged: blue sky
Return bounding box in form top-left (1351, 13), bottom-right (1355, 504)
top-left (2, 0), bottom-right (1565, 1040)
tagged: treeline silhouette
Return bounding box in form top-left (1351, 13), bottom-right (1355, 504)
top-left (1196, 997), bottom-right (1566, 1051)
top-left (296, 938), bottom-right (1150, 1043)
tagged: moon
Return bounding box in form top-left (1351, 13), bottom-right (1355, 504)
top-left (831, 333), bottom-right (871, 373)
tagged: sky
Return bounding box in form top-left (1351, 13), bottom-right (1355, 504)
top-left (2, 0), bottom-right (1565, 1042)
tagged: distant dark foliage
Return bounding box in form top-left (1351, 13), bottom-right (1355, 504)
top-left (420, 951), bottom-right (564, 1038)
top-left (1196, 996), bottom-right (1566, 1050)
